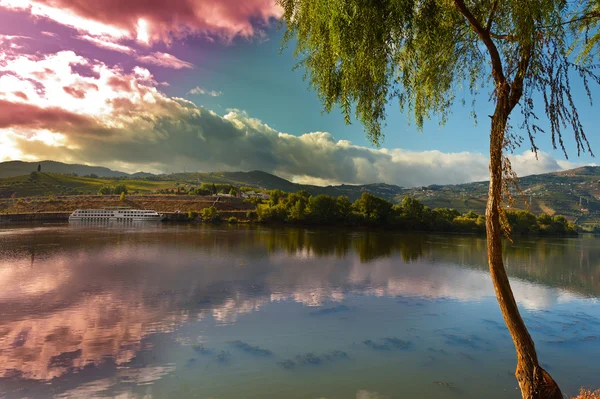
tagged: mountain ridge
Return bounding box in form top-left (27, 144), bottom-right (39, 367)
top-left (2, 160), bottom-right (600, 225)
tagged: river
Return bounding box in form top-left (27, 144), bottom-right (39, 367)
top-left (0, 223), bottom-right (598, 398)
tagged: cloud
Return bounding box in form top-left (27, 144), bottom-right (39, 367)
top-left (76, 35), bottom-right (136, 55)
top-left (0, 0), bottom-right (282, 45)
top-left (0, 49), bottom-right (589, 186)
top-left (0, 99), bottom-right (98, 131)
top-left (135, 51), bottom-right (194, 69)
top-left (188, 86), bottom-right (222, 97)
top-left (0, 34), bottom-right (30, 50)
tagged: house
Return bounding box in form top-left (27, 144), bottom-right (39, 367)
top-left (241, 191), bottom-right (270, 200)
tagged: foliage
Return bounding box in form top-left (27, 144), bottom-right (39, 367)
top-left (269, 189), bottom-right (287, 207)
top-left (254, 190), bottom-right (576, 236)
top-left (201, 206), bottom-right (221, 223)
top-left (572, 388), bottom-right (600, 399)
top-left (188, 210), bottom-right (198, 220)
top-left (244, 197), bottom-right (264, 205)
top-left (188, 187), bottom-right (211, 195)
top-left (570, 1), bottom-right (600, 64)
top-left (119, 192), bottom-right (126, 201)
top-left (246, 210), bottom-right (258, 221)
top-left (279, 3), bottom-right (600, 394)
top-left (257, 203), bottom-right (287, 222)
top-left (113, 184), bottom-right (128, 195)
top-left (354, 192), bottom-right (393, 224)
top-left (98, 185), bottom-right (112, 195)
top-left (97, 183), bottom-right (128, 196)
top-left (228, 217), bottom-right (238, 223)
top-left (279, 0), bottom-right (596, 158)
top-left (307, 194), bottom-right (338, 223)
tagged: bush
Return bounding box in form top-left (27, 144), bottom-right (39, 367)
top-left (228, 217), bottom-right (238, 223)
top-left (256, 203), bottom-right (287, 222)
top-left (98, 185), bottom-right (112, 195)
top-left (119, 192), bottom-right (126, 201)
top-left (113, 184), bottom-right (128, 195)
top-left (188, 210), bottom-right (198, 220)
top-left (246, 210), bottom-right (257, 221)
top-left (244, 197), bottom-right (263, 205)
top-left (201, 206), bottom-right (220, 223)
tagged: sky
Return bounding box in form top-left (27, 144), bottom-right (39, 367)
top-left (0, 1), bottom-right (598, 188)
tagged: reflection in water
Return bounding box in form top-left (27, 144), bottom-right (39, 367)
top-left (0, 224), bottom-right (598, 398)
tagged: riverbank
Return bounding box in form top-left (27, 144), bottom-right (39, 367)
top-left (0, 193), bottom-right (580, 236)
top-left (0, 194), bottom-right (253, 221)
top-left (0, 211), bottom-right (252, 224)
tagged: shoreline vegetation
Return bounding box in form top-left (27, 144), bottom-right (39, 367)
top-left (249, 190), bottom-right (578, 236)
top-left (1, 185), bottom-right (579, 236)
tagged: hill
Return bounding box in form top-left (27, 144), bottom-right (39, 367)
top-left (0, 160), bottom-right (149, 178)
top-left (2, 160), bottom-right (600, 225)
top-left (0, 173), bottom-right (173, 198)
top-left (140, 170), bottom-right (406, 202)
top-left (396, 166), bottom-right (600, 226)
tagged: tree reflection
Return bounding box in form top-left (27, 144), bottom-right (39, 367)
top-left (0, 224), bottom-right (598, 385)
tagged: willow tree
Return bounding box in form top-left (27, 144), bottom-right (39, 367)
top-left (278, 1), bottom-right (599, 398)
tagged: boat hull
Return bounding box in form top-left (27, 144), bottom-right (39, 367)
top-left (69, 208), bottom-right (164, 222)
top-left (69, 216), bottom-right (164, 222)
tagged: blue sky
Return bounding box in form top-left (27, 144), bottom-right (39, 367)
top-left (171, 26), bottom-right (599, 160)
top-left (0, 1), bottom-right (597, 187)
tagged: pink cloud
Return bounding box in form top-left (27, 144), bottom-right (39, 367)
top-left (0, 34), bottom-right (31, 51)
top-left (62, 86), bottom-right (86, 99)
top-left (107, 76), bottom-right (132, 92)
top-left (0, 0), bottom-right (282, 45)
top-left (135, 51), bottom-right (194, 69)
top-left (0, 99), bottom-right (96, 131)
top-left (14, 91), bottom-right (28, 100)
top-left (31, 68), bottom-right (56, 80)
top-left (76, 35), bottom-right (135, 54)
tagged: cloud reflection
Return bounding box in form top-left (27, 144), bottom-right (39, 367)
top-left (0, 226), bottom-right (596, 384)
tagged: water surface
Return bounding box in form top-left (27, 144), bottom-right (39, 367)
top-left (0, 224), bottom-right (598, 398)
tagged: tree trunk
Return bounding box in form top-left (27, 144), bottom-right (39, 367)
top-left (487, 85), bottom-right (562, 399)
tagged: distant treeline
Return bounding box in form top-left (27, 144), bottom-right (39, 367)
top-left (253, 190), bottom-right (578, 236)
top-left (156, 183), bottom-right (254, 196)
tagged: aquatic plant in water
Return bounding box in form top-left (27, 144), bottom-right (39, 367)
top-left (278, 350), bottom-right (349, 369)
top-left (363, 337), bottom-right (412, 351)
top-left (215, 350), bottom-right (230, 362)
top-left (309, 305), bottom-right (350, 316)
top-left (228, 340), bottom-right (273, 356)
top-left (191, 344), bottom-right (213, 355)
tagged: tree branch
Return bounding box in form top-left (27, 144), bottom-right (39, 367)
top-left (454, 0), bottom-right (506, 84)
top-left (508, 43), bottom-right (532, 112)
top-left (485, 0), bottom-right (499, 32)
top-left (490, 32), bottom-right (517, 42)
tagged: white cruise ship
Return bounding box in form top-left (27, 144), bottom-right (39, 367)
top-left (69, 208), bottom-right (164, 222)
